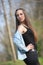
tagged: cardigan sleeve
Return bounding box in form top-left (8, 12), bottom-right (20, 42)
top-left (13, 35), bottom-right (29, 53)
top-left (13, 37), bottom-right (29, 52)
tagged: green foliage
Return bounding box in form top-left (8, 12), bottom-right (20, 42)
top-left (37, 40), bottom-right (42, 56)
top-left (37, 38), bottom-right (43, 57)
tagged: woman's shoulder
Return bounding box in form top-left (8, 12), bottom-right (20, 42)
top-left (18, 24), bottom-right (24, 33)
top-left (18, 24), bottom-right (24, 29)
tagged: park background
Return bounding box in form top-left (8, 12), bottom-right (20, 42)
top-left (0, 0), bottom-right (43, 65)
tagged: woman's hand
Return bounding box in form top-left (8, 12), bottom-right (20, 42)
top-left (26, 44), bottom-right (34, 50)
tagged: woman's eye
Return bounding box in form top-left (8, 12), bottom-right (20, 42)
top-left (16, 13), bottom-right (23, 17)
top-left (20, 13), bottom-right (23, 15)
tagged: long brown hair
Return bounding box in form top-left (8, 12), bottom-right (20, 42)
top-left (15, 8), bottom-right (38, 42)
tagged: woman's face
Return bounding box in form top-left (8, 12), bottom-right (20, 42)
top-left (16, 10), bottom-right (25, 23)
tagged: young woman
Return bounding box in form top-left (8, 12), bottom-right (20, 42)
top-left (13, 8), bottom-right (40, 65)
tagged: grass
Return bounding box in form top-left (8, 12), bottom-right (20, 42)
top-left (39, 57), bottom-right (43, 65)
top-left (0, 60), bottom-right (25, 65)
top-left (0, 57), bottom-right (43, 65)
